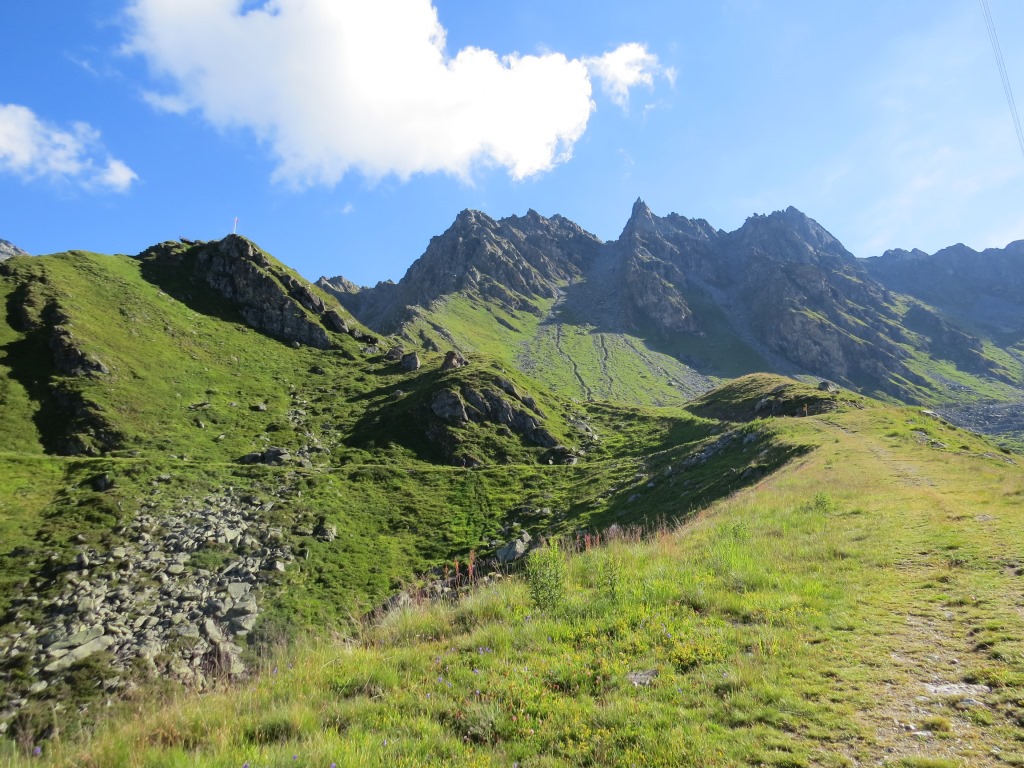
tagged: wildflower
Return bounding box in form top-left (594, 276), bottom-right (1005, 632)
top-left (33, 747), bottom-right (42, 757)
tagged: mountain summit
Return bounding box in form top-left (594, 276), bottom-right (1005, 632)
top-left (324, 203), bottom-right (1023, 408)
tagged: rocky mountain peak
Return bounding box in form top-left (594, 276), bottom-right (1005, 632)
top-left (0, 238), bottom-right (29, 262)
top-left (732, 206), bottom-right (852, 263)
top-left (619, 197), bottom-right (658, 240)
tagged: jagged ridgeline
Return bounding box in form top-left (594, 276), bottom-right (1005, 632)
top-left (0, 234), bottom-right (828, 733)
top-left (321, 202), bottom-right (1024, 445)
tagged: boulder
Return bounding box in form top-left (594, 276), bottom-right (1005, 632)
top-left (496, 531), bottom-right (532, 564)
top-left (43, 635), bottom-right (114, 673)
top-left (441, 350), bottom-right (467, 370)
top-left (400, 352), bottom-right (421, 371)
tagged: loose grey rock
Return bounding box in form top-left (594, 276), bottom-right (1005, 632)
top-left (627, 669), bottom-right (658, 687)
top-left (43, 635), bottom-right (114, 673)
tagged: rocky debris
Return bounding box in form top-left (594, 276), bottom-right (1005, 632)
top-left (0, 491), bottom-right (293, 730)
top-left (441, 351), bottom-right (467, 370)
top-left (239, 446), bottom-right (292, 466)
top-left (541, 446), bottom-right (578, 465)
top-left (817, 380), bottom-right (840, 393)
top-left (627, 669), bottom-right (658, 687)
top-left (496, 531), bottom-right (532, 564)
top-left (400, 352), bottom-right (421, 371)
top-left (384, 346), bottom-right (404, 362)
top-left (681, 433), bottom-right (737, 470)
top-left (313, 519), bottom-right (337, 542)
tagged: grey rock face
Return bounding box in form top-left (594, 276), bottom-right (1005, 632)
top-left (0, 239), bottom-right (28, 262)
top-left (431, 390), bottom-right (469, 424)
top-left (441, 350), bottom-right (468, 370)
top-left (320, 208), bottom-right (602, 332)
top-left (400, 352), bottom-right (421, 371)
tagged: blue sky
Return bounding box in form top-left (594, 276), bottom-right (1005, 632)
top-left (2, 1), bottom-right (1023, 286)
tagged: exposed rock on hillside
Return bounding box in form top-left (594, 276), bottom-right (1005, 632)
top-left (137, 235), bottom-right (364, 350)
top-left (0, 266), bottom-right (122, 454)
top-left (0, 239), bottom-right (28, 262)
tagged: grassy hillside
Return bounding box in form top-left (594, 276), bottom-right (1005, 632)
top-left (400, 292), bottom-right (714, 408)
top-left (5, 394), bottom-right (1022, 766)
top-left (1, 247), bottom-right (819, 743)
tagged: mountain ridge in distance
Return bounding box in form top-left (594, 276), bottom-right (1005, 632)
top-left (320, 201), bottom-right (1024, 436)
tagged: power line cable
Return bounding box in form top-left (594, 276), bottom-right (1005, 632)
top-left (978, 0), bottom-right (1024, 161)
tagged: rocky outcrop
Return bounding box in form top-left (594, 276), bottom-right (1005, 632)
top-left (137, 236), bottom-right (373, 351)
top-left (191, 236), bottom-right (332, 349)
top-left (426, 378), bottom-right (558, 462)
top-left (0, 239), bottom-right (28, 262)
top-left (0, 274), bottom-right (122, 454)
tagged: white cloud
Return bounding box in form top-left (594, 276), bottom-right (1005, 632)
top-left (0, 103), bottom-right (137, 192)
top-left (124, 0), bottom-right (668, 186)
top-left (586, 43), bottom-right (674, 109)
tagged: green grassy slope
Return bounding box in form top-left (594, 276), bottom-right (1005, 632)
top-left (401, 292), bottom-right (714, 408)
top-left (1, 252), bottom-right (814, 736)
top-left (8, 393), bottom-right (1022, 767)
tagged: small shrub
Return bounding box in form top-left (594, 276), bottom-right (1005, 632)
top-left (920, 714), bottom-right (952, 733)
top-left (526, 539), bottom-right (567, 613)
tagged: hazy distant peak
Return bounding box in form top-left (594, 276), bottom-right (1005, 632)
top-left (0, 239), bottom-right (29, 262)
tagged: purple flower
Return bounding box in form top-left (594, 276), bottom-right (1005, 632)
top-left (243, 763), bottom-right (250, 768)
top-left (33, 746), bottom-right (42, 757)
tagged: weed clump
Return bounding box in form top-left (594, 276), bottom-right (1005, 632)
top-left (525, 539), bottom-right (567, 613)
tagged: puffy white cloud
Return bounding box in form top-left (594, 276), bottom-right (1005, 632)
top-left (586, 43), bottom-right (675, 109)
top-left (124, 0), bottom-right (668, 186)
top-left (0, 103), bottom-right (137, 192)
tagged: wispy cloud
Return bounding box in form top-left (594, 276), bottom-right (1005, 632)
top-left (585, 42), bottom-right (674, 110)
top-left (0, 103), bottom-right (138, 192)
top-left (124, 0), bottom-right (670, 186)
